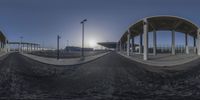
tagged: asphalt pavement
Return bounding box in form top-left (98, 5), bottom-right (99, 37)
top-left (0, 52), bottom-right (200, 99)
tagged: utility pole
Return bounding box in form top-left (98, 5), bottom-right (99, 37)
top-left (57, 35), bottom-right (61, 60)
top-left (80, 19), bottom-right (87, 60)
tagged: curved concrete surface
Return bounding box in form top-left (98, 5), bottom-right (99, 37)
top-left (1, 52), bottom-right (200, 99)
top-left (118, 52), bottom-right (200, 66)
top-left (21, 52), bottom-right (111, 66)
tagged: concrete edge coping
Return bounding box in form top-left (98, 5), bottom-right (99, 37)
top-left (20, 51), bottom-right (111, 66)
top-left (0, 52), bottom-right (12, 60)
top-left (0, 53), bottom-right (7, 57)
top-left (117, 52), bottom-right (200, 67)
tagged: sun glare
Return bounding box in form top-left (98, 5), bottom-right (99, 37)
top-left (89, 39), bottom-right (97, 48)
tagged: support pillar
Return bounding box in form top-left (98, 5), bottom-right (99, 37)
top-left (153, 30), bottom-right (157, 55)
top-left (139, 32), bottom-right (143, 54)
top-left (127, 33), bottom-right (130, 56)
top-left (172, 30), bottom-right (175, 55)
top-left (194, 36), bottom-right (197, 53)
top-left (116, 42), bottom-right (118, 51)
top-left (123, 43), bottom-right (125, 51)
top-left (197, 29), bottom-right (200, 55)
top-left (22, 44), bottom-right (24, 52)
top-left (131, 36), bottom-right (134, 53)
top-left (26, 44), bottom-right (28, 52)
top-left (143, 18), bottom-right (148, 60)
top-left (38, 45), bottom-right (39, 51)
top-left (31, 44), bottom-right (32, 52)
top-left (18, 44), bottom-right (20, 52)
top-left (185, 33), bottom-right (189, 54)
top-left (120, 40), bottom-right (122, 52)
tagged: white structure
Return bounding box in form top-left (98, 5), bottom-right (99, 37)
top-left (118, 16), bottom-right (199, 60)
top-left (9, 42), bottom-right (40, 52)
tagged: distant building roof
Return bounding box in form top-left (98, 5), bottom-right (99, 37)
top-left (98, 42), bottom-right (117, 48)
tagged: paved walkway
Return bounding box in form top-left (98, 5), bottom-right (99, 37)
top-left (118, 52), bottom-right (200, 66)
top-left (0, 51), bottom-right (10, 60)
top-left (0, 51), bottom-right (6, 57)
top-left (21, 52), bottom-right (111, 66)
top-left (3, 52), bottom-right (200, 99)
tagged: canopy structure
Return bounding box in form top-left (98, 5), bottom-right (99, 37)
top-left (120, 16), bottom-right (198, 43)
top-left (98, 42), bottom-right (117, 49)
top-left (118, 15), bottom-right (200, 60)
top-left (9, 42), bottom-right (40, 52)
top-left (9, 42), bottom-right (40, 45)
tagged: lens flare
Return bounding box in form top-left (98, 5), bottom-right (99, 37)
top-left (89, 39), bottom-right (97, 48)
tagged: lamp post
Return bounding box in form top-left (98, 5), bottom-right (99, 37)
top-left (80, 19), bottom-right (87, 60)
top-left (57, 35), bottom-right (61, 60)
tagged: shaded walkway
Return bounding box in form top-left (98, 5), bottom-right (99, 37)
top-left (118, 52), bottom-right (199, 66)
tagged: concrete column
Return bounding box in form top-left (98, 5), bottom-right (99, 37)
top-left (18, 44), bottom-right (20, 52)
top-left (194, 36), bottom-right (197, 53)
top-left (172, 30), bottom-right (175, 55)
top-left (0, 42), bottom-right (2, 52)
top-left (28, 44), bottom-right (30, 52)
top-left (32, 44), bottom-right (34, 51)
top-left (7, 42), bottom-right (10, 53)
top-left (153, 30), bottom-right (157, 55)
top-left (131, 36), bottom-right (134, 53)
top-left (143, 18), bottom-right (148, 60)
top-left (22, 44), bottom-right (24, 52)
top-left (123, 43), bottom-right (125, 51)
top-left (127, 33), bottom-right (130, 56)
top-left (36, 45), bottom-right (38, 51)
top-left (139, 33), bottom-right (143, 54)
top-left (197, 29), bottom-right (200, 55)
top-left (116, 42), bottom-right (118, 51)
top-left (185, 33), bottom-right (189, 54)
top-left (120, 40), bottom-right (122, 52)
top-left (0, 42), bottom-right (1, 51)
top-left (0, 42), bottom-right (1, 52)
top-left (26, 44), bottom-right (28, 52)
top-left (31, 44), bottom-right (32, 52)
top-left (130, 39), bottom-right (133, 53)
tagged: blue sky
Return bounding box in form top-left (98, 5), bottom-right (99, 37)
top-left (0, 0), bottom-right (199, 49)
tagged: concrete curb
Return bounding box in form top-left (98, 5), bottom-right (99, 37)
top-left (117, 52), bottom-right (200, 67)
top-left (21, 52), bottom-right (111, 66)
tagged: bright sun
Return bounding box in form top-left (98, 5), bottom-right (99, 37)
top-left (89, 39), bottom-right (97, 48)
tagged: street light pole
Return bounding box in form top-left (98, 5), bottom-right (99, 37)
top-left (80, 19), bottom-right (87, 60)
top-left (57, 35), bottom-right (61, 60)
